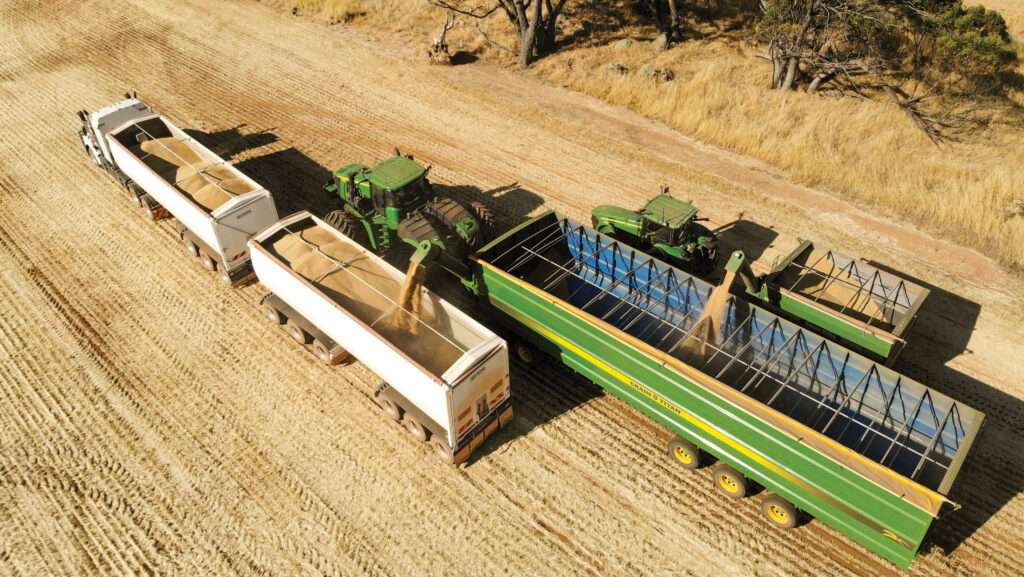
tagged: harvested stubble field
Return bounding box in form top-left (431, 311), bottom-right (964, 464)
top-left (1, 0), bottom-right (1024, 576)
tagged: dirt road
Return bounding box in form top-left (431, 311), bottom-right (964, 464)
top-left (2, 0), bottom-right (1022, 575)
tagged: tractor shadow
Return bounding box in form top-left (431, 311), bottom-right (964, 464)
top-left (711, 218), bottom-right (778, 263)
top-left (232, 147), bottom-right (336, 217)
top-left (867, 262), bottom-right (1022, 557)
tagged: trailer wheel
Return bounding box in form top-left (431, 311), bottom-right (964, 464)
top-left (127, 182), bottom-right (143, 206)
top-left (140, 195), bottom-right (161, 221)
top-left (379, 397), bottom-right (402, 421)
top-left (512, 339), bottom-right (538, 365)
top-left (185, 240), bottom-right (200, 259)
top-left (430, 438), bottom-right (455, 465)
top-left (403, 416), bottom-right (429, 443)
top-left (286, 319), bottom-right (310, 345)
top-left (761, 494), bottom-right (799, 529)
top-left (262, 300), bottom-right (284, 325)
top-left (201, 253), bottom-right (217, 271)
top-left (712, 464), bottom-right (748, 499)
top-left (667, 437), bottom-right (701, 470)
top-left (313, 339), bottom-right (347, 365)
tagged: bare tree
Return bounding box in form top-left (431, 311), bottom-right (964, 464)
top-left (428, 13), bottom-right (457, 65)
top-left (644, 0), bottom-right (683, 45)
top-left (427, 0), bottom-right (569, 66)
top-left (754, 0), bottom-right (1018, 141)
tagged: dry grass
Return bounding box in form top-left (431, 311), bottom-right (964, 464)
top-left (283, 0), bottom-right (1024, 270)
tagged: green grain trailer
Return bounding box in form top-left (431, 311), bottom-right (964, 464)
top-left (727, 241), bottom-right (930, 365)
top-left (467, 212), bottom-right (983, 568)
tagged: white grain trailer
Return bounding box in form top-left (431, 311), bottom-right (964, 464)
top-left (78, 96), bottom-right (278, 284)
top-left (249, 211), bottom-right (513, 464)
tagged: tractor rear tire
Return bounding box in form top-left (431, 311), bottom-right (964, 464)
top-left (469, 201), bottom-right (497, 240)
top-left (324, 210), bottom-right (368, 246)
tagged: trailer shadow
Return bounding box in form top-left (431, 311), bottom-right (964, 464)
top-left (869, 263), bottom-right (1024, 557)
top-left (183, 125), bottom-right (278, 161)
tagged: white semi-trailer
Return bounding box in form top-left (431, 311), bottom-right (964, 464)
top-left (79, 96), bottom-right (278, 283)
top-left (250, 211), bottom-right (513, 464)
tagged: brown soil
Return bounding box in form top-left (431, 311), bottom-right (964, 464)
top-left (2, 1), bottom-right (1023, 576)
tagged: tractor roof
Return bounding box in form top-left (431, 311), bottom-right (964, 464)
top-left (642, 194), bottom-right (698, 229)
top-left (367, 156), bottom-right (426, 190)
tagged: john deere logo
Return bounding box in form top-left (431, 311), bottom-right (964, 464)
top-left (882, 529), bottom-right (912, 549)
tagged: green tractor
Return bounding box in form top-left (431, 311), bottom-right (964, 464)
top-left (591, 190), bottom-right (719, 276)
top-left (323, 149), bottom-right (494, 257)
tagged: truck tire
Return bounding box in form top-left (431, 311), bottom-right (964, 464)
top-left (201, 253), bottom-right (217, 271)
top-left (403, 416), bottom-right (429, 442)
top-left (761, 494), bottom-right (799, 529)
top-left (667, 437), bottom-right (701, 470)
top-left (127, 182), bottom-right (144, 206)
top-left (430, 438), bottom-right (455, 465)
top-left (185, 240), bottom-right (200, 259)
top-left (313, 339), bottom-right (347, 365)
top-left (712, 464), bottom-right (748, 499)
top-left (379, 396), bottom-right (402, 421)
top-left (262, 299), bottom-right (284, 325)
top-left (286, 319), bottom-right (310, 345)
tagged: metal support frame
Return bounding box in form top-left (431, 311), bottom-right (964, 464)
top-left (493, 216), bottom-right (975, 488)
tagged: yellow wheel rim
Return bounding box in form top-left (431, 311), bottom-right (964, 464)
top-left (718, 474), bottom-right (739, 493)
top-left (673, 446), bottom-right (692, 465)
top-left (767, 504), bottom-right (790, 524)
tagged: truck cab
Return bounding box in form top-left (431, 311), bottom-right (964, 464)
top-left (78, 97), bottom-right (156, 184)
top-left (592, 193), bottom-right (718, 275)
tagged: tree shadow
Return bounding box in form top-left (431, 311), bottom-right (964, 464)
top-left (183, 125), bottom-right (278, 161)
top-left (866, 261), bottom-right (1022, 557)
top-left (451, 51), bottom-right (479, 65)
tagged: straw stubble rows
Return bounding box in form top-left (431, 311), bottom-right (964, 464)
top-left (1, 0), bottom-right (1023, 576)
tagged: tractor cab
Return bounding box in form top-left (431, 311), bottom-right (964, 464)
top-left (328, 155), bottom-right (433, 227)
top-left (591, 192), bottom-right (719, 276)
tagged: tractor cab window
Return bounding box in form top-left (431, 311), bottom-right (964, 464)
top-left (390, 177), bottom-right (428, 208)
top-left (370, 184), bottom-right (388, 212)
top-left (651, 223), bottom-right (676, 246)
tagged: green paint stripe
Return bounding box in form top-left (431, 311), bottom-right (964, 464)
top-left (492, 298), bottom-right (915, 552)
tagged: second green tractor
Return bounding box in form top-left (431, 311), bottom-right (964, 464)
top-left (591, 190), bottom-right (719, 275)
